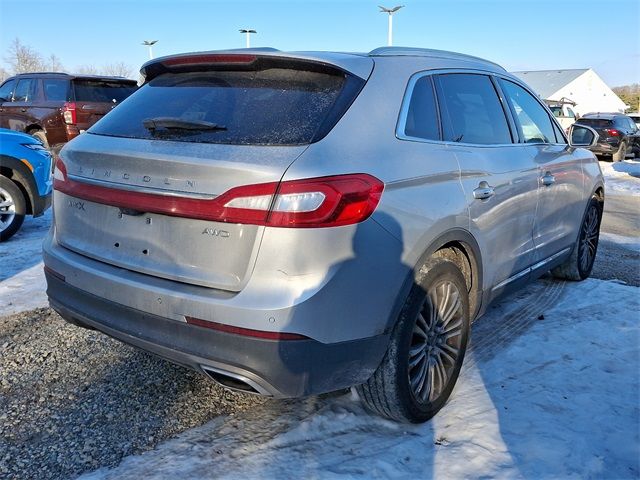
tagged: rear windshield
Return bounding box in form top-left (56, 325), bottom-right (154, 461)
top-left (89, 67), bottom-right (360, 145)
top-left (72, 80), bottom-right (136, 103)
top-left (577, 118), bottom-right (612, 128)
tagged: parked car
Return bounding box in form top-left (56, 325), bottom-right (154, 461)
top-left (0, 128), bottom-right (53, 241)
top-left (0, 73), bottom-right (137, 151)
top-left (43, 47), bottom-right (604, 423)
top-left (627, 112), bottom-right (640, 129)
top-left (573, 112), bottom-right (640, 161)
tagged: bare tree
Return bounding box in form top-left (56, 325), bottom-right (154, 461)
top-left (76, 64), bottom-right (100, 75)
top-left (5, 38), bottom-right (44, 73)
top-left (47, 54), bottom-right (65, 72)
top-left (101, 62), bottom-right (133, 78)
top-left (0, 66), bottom-right (9, 83)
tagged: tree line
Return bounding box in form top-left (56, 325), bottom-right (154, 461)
top-left (612, 84), bottom-right (640, 113)
top-left (0, 38), bottom-right (135, 83)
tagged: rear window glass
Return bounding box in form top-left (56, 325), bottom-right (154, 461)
top-left (578, 118), bottom-right (612, 128)
top-left (436, 73), bottom-right (512, 145)
top-left (0, 79), bottom-right (15, 101)
top-left (73, 80), bottom-right (136, 103)
top-left (403, 76), bottom-right (440, 141)
top-left (43, 79), bottom-right (70, 101)
top-left (89, 68), bottom-right (357, 145)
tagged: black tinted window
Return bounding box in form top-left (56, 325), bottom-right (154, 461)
top-left (501, 80), bottom-right (555, 143)
top-left (13, 79), bottom-right (36, 102)
top-left (404, 76), bottom-right (439, 141)
top-left (43, 79), bottom-right (70, 101)
top-left (73, 80), bottom-right (136, 103)
top-left (0, 80), bottom-right (15, 101)
top-left (90, 68), bottom-right (357, 145)
top-left (578, 118), bottom-right (612, 129)
top-left (436, 74), bottom-right (512, 145)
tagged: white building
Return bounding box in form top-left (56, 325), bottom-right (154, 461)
top-left (511, 68), bottom-right (626, 117)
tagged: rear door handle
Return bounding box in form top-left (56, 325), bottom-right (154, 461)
top-left (20, 108), bottom-right (27, 112)
top-left (541, 172), bottom-right (556, 186)
top-left (473, 181), bottom-right (495, 200)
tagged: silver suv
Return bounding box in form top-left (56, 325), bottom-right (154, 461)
top-left (43, 47), bottom-right (604, 423)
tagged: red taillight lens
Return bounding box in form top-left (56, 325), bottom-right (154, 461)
top-left (163, 54), bottom-right (257, 67)
top-left (53, 157), bottom-right (384, 228)
top-left (604, 128), bottom-right (621, 137)
top-left (62, 102), bottom-right (76, 125)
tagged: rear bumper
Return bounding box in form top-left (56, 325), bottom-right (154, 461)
top-left (45, 271), bottom-right (389, 398)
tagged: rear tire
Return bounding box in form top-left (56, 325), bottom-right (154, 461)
top-left (357, 257), bottom-right (470, 423)
top-left (0, 175), bottom-right (26, 242)
top-left (552, 196), bottom-right (602, 280)
top-left (30, 130), bottom-right (49, 149)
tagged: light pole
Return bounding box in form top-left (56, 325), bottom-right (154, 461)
top-left (378, 5), bottom-right (404, 46)
top-left (239, 29), bottom-right (257, 48)
top-left (142, 40), bottom-right (158, 60)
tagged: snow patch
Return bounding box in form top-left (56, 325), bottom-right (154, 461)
top-left (600, 160), bottom-right (640, 196)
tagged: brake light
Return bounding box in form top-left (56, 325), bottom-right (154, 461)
top-left (53, 157), bottom-right (383, 228)
top-left (62, 102), bottom-right (76, 125)
top-left (604, 128), bottom-right (621, 137)
top-left (162, 54), bottom-right (257, 67)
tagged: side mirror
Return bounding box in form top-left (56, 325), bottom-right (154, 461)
top-left (568, 124), bottom-right (599, 147)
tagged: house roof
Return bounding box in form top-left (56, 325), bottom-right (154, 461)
top-left (511, 69), bottom-right (589, 98)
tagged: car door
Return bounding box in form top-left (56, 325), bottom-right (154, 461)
top-left (0, 78), bottom-right (17, 129)
top-left (499, 78), bottom-right (586, 266)
top-left (3, 77), bottom-right (37, 132)
top-left (434, 72), bottom-right (539, 293)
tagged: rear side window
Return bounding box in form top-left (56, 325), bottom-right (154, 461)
top-left (500, 80), bottom-right (555, 144)
top-left (12, 79), bottom-right (36, 102)
top-left (72, 80), bottom-right (136, 103)
top-left (578, 118), bottom-right (612, 129)
top-left (403, 76), bottom-right (440, 141)
top-left (0, 79), bottom-right (16, 101)
top-left (90, 67), bottom-right (361, 145)
top-left (43, 79), bottom-right (70, 101)
top-left (436, 73), bottom-right (512, 145)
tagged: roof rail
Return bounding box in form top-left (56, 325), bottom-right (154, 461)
top-left (368, 46), bottom-right (504, 70)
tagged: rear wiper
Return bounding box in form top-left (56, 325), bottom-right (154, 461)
top-left (143, 117), bottom-right (227, 131)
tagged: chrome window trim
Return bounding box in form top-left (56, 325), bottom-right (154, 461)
top-left (396, 68), bottom-right (569, 147)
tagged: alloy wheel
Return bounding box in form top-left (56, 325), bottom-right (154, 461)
top-left (408, 280), bottom-right (464, 403)
top-left (0, 186), bottom-right (16, 234)
top-left (579, 204), bottom-right (599, 273)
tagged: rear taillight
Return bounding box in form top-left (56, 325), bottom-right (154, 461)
top-left (604, 128), bottom-right (621, 137)
top-left (53, 157), bottom-right (383, 228)
top-left (62, 102), bottom-right (76, 125)
top-left (223, 174), bottom-right (384, 228)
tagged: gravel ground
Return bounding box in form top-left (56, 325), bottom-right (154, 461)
top-left (0, 308), bottom-right (266, 480)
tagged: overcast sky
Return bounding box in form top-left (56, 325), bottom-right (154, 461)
top-left (1, 0), bottom-right (638, 86)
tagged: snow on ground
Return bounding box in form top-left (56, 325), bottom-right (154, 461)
top-left (0, 210), bottom-right (50, 316)
top-left (600, 160), bottom-right (640, 196)
top-left (80, 277), bottom-right (640, 480)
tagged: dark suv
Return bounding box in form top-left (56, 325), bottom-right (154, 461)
top-left (574, 113), bottom-right (639, 161)
top-left (0, 73), bottom-right (137, 151)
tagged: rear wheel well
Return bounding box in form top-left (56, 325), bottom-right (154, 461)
top-left (432, 241), bottom-right (480, 320)
top-left (594, 186), bottom-right (604, 203)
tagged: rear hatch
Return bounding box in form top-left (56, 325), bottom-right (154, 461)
top-left (71, 78), bottom-right (137, 130)
top-left (54, 53), bottom-right (371, 291)
top-left (576, 117), bottom-right (613, 139)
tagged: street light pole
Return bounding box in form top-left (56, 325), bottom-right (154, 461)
top-left (378, 6), bottom-right (404, 46)
top-left (142, 40), bottom-right (158, 60)
top-left (239, 29), bottom-right (257, 48)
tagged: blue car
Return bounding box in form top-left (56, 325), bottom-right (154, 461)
top-left (0, 128), bottom-right (53, 241)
